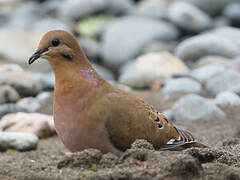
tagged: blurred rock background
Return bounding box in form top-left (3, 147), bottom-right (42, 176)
top-left (1, 0), bottom-right (240, 150)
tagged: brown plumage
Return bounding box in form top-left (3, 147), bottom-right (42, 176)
top-left (29, 30), bottom-right (206, 156)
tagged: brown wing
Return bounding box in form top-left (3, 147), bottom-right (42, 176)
top-left (104, 89), bottom-right (207, 151)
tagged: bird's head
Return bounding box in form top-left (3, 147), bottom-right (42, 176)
top-left (29, 30), bottom-right (81, 65)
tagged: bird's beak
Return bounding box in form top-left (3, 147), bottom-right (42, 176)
top-left (28, 48), bottom-right (48, 65)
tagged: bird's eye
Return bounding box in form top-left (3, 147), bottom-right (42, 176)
top-left (52, 38), bottom-right (60, 47)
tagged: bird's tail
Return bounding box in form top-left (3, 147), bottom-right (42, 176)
top-left (160, 128), bottom-right (208, 150)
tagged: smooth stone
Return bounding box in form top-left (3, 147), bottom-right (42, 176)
top-left (224, 3), bottom-right (240, 26)
top-left (104, 0), bottom-right (133, 15)
top-left (142, 41), bottom-right (176, 54)
top-left (92, 63), bottom-right (115, 81)
top-left (131, 0), bottom-right (169, 19)
top-left (36, 92), bottom-right (52, 102)
top-left (16, 97), bottom-right (41, 113)
top-left (191, 64), bottom-right (227, 83)
top-left (180, 0), bottom-right (236, 16)
top-left (35, 73), bottom-right (55, 90)
top-left (0, 103), bottom-right (28, 118)
top-left (0, 132), bottom-right (38, 151)
top-left (119, 52), bottom-right (187, 88)
top-left (0, 18), bottom-right (69, 72)
top-left (0, 85), bottom-right (20, 104)
top-left (206, 71), bottom-right (240, 96)
top-left (215, 91), bottom-right (240, 106)
top-left (175, 34), bottom-right (239, 63)
top-left (167, 1), bottom-right (212, 33)
top-left (0, 69), bottom-right (44, 97)
top-left (193, 56), bottom-right (231, 69)
top-left (162, 78), bottom-right (202, 94)
top-left (78, 37), bottom-right (101, 61)
top-left (57, 0), bottom-right (106, 21)
top-left (0, 112), bottom-right (55, 138)
top-left (102, 16), bottom-right (179, 68)
top-left (210, 27), bottom-right (240, 49)
top-left (172, 94), bottom-right (225, 121)
top-left (213, 16), bottom-right (230, 28)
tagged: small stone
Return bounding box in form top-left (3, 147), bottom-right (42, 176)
top-left (0, 132), bottom-right (38, 151)
top-left (192, 64), bottom-right (227, 83)
top-left (78, 37), bottom-right (101, 60)
top-left (193, 56), bottom-right (231, 69)
top-left (0, 112), bottom-right (55, 138)
top-left (102, 16), bottom-right (179, 68)
top-left (16, 97), bottom-right (41, 113)
top-left (131, 139), bottom-right (154, 150)
top-left (215, 91), bottom-right (240, 106)
top-left (0, 104), bottom-right (28, 118)
top-left (36, 92), bottom-right (52, 102)
top-left (57, 0), bottom-right (106, 21)
top-left (172, 94), bottom-right (225, 121)
top-left (162, 78), bottom-right (202, 94)
top-left (181, 0), bottom-right (235, 16)
top-left (167, 2), bottom-right (212, 33)
top-left (119, 52), bottom-right (187, 88)
top-left (0, 85), bottom-right (20, 104)
top-left (175, 34), bottom-right (239, 63)
top-left (92, 63), bottom-right (115, 81)
top-left (224, 3), bottom-right (240, 27)
top-left (0, 68), bottom-right (44, 97)
top-left (206, 71), bottom-right (240, 96)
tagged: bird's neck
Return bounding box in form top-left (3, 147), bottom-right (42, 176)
top-left (50, 56), bottom-right (108, 107)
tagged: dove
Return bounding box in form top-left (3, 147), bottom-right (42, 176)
top-left (29, 30), bottom-right (206, 156)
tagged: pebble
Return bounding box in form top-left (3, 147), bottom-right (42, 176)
top-left (167, 1), bottom-right (212, 33)
top-left (16, 97), bottom-right (41, 113)
top-left (0, 112), bottom-right (55, 138)
top-left (175, 34), bottom-right (239, 63)
top-left (206, 71), bottom-right (240, 96)
top-left (0, 85), bottom-right (20, 104)
top-left (102, 16), bottom-right (179, 68)
top-left (119, 52), bottom-right (187, 88)
top-left (215, 91), bottom-right (240, 106)
top-left (0, 104), bottom-right (28, 118)
top-left (172, 94), bottom-right (225, 121)
top-left (0, 132), bottom-right (38, 151)
top-left (191, 64), bottom-right (227, 83)
top-left (162, 77), bottom-right (202, 94)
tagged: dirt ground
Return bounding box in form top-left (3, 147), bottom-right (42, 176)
top-left (0, 91), bottom-right (240, 180)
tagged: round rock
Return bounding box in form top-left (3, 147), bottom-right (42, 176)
top-left (16, 97), bottom-right (41, 113)
top-left (175, 34), bottom-right (239, 63)
top-left (181, 0), bottom-right (236, 16)
top-left (0, 132), bottom-right (38, 151)
top-left (172, 94), bottom-right (225, 121)
top-left (191, 64), bottom-right (227, 83)
top-left (0, 85), bottom-right (20, 104)
top-left (102, 16), bottom-right (179, 68)
top-left (206, 71), bottom-right (240, 96)
top-left (167, 2), bottom-right (212, 33)
top-left (215, 91), bottom-right (240, 106)
top-left (0, 104), bottom-right (28, 118)
top-left (119, 52), bottom-right (187, 88)
top-left (162, 78), bottom-right (202, 94)
top-left (224, 3), bottom-right (240, 26)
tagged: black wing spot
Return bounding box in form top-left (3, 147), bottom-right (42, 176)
top-left (155, 117), bottom-right (160, 122)
top-left (158, 124), bottom-right (163, 129)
